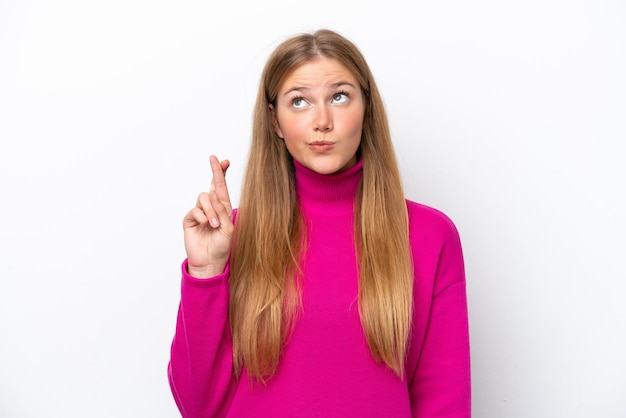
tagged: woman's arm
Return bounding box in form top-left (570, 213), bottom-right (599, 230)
top-left (168, 261), bottom-right (237, 418)
top-left (170, 155), bottom-right (237, 417)
top-left (407, 203), bottom-right (471, 417)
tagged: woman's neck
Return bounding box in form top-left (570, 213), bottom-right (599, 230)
top-left (293, 159), bottom-right (363, 215)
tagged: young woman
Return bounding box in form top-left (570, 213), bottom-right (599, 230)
top-left (169, 29), bottom-right (471, 417)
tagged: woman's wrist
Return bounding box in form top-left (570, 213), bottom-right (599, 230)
top-left (187, 262), bottom-right (227, 279)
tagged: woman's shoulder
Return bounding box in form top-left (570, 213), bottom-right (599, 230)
top-left (405, 199), bottom-right (461, 244)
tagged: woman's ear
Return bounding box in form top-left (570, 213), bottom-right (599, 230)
top-left (269, 104), bottom-right (284, 139)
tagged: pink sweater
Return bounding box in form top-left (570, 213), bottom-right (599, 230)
top-left (168, 160), bottom-right (471, 417)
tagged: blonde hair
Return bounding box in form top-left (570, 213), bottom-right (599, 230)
top-left (229, 29), bottom-right (413, 382)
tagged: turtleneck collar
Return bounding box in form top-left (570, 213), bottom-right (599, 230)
top-left (294, 159), bottom-right (363, 215)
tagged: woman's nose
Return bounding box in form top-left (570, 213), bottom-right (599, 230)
top-left (313, 105), bottom-right (333, 132)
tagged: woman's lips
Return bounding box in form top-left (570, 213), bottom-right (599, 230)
top-left (308, 141), bottom-right (335, 152)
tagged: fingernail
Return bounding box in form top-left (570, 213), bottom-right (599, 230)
top-left (210, 217), bottom-right (219, 227)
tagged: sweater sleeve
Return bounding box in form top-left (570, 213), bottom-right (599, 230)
top-left (168, 259), bottom-right (237, 418)
top-left (408, 204), bottom-right (472, 417)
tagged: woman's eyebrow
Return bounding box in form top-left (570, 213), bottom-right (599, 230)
top-left (328, 81), bottom-right (357, 89)
top-left (282, 86), bottom-right (310, 96)
top-left (282, 81), bottom-right (357, 96)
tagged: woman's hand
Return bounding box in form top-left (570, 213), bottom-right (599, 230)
top-left (183, 155), bottom-right (233, 278)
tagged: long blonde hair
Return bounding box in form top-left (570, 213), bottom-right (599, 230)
top-left (229, 29), bottom-right (413, 382)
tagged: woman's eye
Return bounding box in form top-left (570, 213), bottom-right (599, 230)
top-left (292, 97), bottom-right (307, 109)
top-left (332, 93), bottom-right (348, 104)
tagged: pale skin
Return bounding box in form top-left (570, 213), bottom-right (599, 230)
top-left (271, 57), bottom-right (364, 175)
top-left (183, 155), bottom-right (233, 278)
top-left (183, 57), bottom-right (365, 278)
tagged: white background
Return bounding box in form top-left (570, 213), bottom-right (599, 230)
top-left (1, 0), bottom-right (625, 417)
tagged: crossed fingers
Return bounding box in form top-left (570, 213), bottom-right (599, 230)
top-left (195, 155), bottom-right (232, 228)
top-left (209, 155), bottom-right (232, 213)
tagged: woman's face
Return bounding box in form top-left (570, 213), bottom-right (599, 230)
top-left (271, 57), bottom-right (365, 175)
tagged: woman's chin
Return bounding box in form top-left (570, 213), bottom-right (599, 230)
top-left (298, 156), bottom-right (357, 175)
